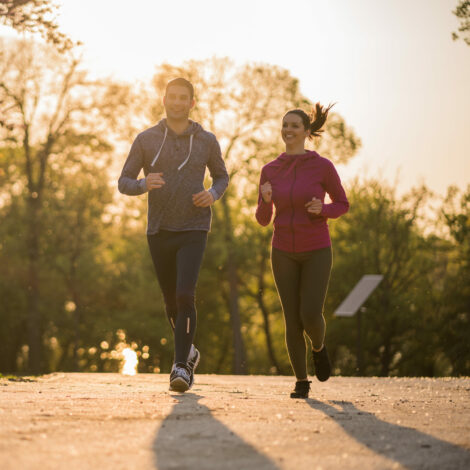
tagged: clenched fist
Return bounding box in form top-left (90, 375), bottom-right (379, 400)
top-left (146, 172), bottom-right (165, 190)
top-left (305, 197), bottom-right (322, 215)
top-left (261, 181), bottom-right (272, 203)
top-left (192, 190), bottom-right (214, 207)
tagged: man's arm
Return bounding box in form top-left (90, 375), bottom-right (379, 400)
top-left (118, 137), bottom-right (148, 196)
top-left (206, 136), bottom-right (229, 201)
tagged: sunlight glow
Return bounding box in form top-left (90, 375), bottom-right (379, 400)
top-left (121, 347), bottom-right (138, 376)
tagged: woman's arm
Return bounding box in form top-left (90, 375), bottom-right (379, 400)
top-left (255, 168), bottom-right (273, 226)
top-left (320, 160), bottom-right (349, 219)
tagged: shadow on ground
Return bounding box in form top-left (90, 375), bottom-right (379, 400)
top-left (307, 399), bottom-right (470, 470)
top-left (153, 393), bottom-right (280, 470)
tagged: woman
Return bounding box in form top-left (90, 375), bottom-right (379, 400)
top-left (256, 104), bottom-right (349, 398)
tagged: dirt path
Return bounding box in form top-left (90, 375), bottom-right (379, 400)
top-left (1, 373), bottom-right (469, 470)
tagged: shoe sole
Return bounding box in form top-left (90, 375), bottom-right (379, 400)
top-left (316, 374), bottom-right (330, 382)
top-left (169, 377), bottom-right (189, 393)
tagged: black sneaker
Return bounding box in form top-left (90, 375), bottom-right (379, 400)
top-left (290, 380), bottom-right (312, 399)
top-left (187, 345), bottom-right (200, 389)
top-left (169, 363), bottom-right (191, 392)
top-left (313, 345), bottom-right (331, 382)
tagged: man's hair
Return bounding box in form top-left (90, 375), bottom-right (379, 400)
top-left (165, 78), bottom-right (194, 100)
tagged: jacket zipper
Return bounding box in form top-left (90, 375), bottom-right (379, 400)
top-left (290, 166), bottom-right (296, 252)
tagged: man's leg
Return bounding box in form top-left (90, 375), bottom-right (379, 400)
top-left (147, 232), bottom-right (178, 331)
top-left (173, 231), bottom-right (207, 365)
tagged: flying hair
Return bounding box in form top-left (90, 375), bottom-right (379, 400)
top-left (285, 103), bottom-right (335, 140)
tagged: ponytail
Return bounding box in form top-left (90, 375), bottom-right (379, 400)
top-left (309, 102), bottom-right (334, 138)
top-left (285, 102), bottom-right (335, 140)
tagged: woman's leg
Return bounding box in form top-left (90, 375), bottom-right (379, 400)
top-left (299, 247), bottom-right (333, 351)
top-left (271, 248), bottom-right (308, 380)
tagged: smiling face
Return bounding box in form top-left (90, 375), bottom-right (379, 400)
top-left (163, 84), bottom-right (195, 121)
top-left (281, 112), bottom-right (310, 149)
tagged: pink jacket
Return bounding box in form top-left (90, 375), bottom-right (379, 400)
top-left (256, 150), bottom-right (349, 253)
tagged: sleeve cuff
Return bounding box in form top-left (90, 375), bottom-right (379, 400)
top-left (139, 178), bottom-right (148, 193)
top-left (209, 188), bottom-right (219, 201)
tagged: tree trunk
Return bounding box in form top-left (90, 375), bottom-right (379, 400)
top-left (220, 197), bottom-right (246, 374)
top-left (26, 195), bottom-right (42, 374)
top-left (256, 247), bottom-right (286, 374)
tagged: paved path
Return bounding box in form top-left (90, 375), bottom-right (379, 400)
top-left (1, 374), bottom-right (469, 469)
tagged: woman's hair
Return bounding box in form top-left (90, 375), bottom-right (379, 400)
top-left (285, 103), bottom-right (335, 139)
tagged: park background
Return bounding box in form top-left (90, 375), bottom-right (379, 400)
top-left (0, 0), bottom-right (469, 378)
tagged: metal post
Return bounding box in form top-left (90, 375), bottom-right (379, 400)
top-left (356, 308), bottom-right (362, 375)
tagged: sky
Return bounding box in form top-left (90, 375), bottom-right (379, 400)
top-left (3, 0), bottom-right (470, 196)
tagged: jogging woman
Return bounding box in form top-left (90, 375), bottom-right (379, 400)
top-left (256, 104), bottom-right (349, 398)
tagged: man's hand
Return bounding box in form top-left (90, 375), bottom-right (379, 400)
top-left (146, 172), bottom-right (165, 190)
top-left (260, 181), bottom-right (272, 203)
top-left (305, 197), bottom-right (322, 215)
top-left (192, 190), bottom-right (214, 207)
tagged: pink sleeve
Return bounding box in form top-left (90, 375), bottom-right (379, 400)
top-left (255, 168), bottom-right (273, 226)
top-left (320, 161), bottom-right (349, 219)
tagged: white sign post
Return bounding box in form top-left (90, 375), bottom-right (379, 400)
top-left (334, 275), bottom-right (383, 374)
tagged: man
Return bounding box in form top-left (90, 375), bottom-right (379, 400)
top-left (118, 78), bottom-right (229, 392)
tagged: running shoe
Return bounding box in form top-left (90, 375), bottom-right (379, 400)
top-left (169, 363), bottom-right (191, 392)
top-left (187, 345), bottom-right (200, 389)
top-left (313, 345), bottom-right (331, 382)
top-left (290, 380), bottom-right (312, 399)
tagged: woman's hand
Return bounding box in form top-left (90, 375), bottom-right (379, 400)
top-left (305, 197), bottom-right (322, 215)
top-left (146, 172), bottom-right (165, 190)
top-left (192, 190), bottom-right (215, 207)
top-left (261, 181), bottom-right (272, 203)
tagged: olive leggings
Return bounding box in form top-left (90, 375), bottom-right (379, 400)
top-left (271, 246), bottom-right (332, 380)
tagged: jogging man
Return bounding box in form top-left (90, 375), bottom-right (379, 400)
top-left (118, 78), bottom-right (229, 392)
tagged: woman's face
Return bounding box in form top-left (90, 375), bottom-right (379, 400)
top-left (281, 113), bottom-right (310, 147)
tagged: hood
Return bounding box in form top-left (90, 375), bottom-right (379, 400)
top-left (155, 118), bottom-right (203, 137)
top-left (271, 150), bottom-right (319, 179)
top-left (151, 119), bottom-right (203, 169)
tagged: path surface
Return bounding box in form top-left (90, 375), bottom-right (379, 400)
top-left (1, 374), bottom-right (469, 470)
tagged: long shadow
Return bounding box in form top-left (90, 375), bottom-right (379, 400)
top-left (153, 393), bottom-right (280, 470)
top-left (307, 399), bottom-right (470, 469)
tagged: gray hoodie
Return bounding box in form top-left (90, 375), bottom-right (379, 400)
top-left (118, 119), bottom-right (229, 234)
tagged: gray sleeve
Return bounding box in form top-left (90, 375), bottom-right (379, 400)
top-left (118, 137), bottom-right (148, 196)
top-left (207, 137), bottom-right (229, 201)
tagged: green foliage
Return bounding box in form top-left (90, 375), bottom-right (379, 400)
top-left (437, 186), bottom-right (470, 374)
top-left (452, 1), bottom-right (470, 46)
top-left (0, 41), bottom-right (468, 377)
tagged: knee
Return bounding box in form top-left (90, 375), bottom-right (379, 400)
top-left (175, 289), bottom-right (195, 309)
top-left (285, 320), bottom-right (304, 340)
top-left (301, 309), bottom-right (325, 331)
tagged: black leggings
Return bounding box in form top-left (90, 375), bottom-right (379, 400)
top-left (271, 246), bottom-right (332, 380)
top-left (147, 230), bottom-right (207, 365)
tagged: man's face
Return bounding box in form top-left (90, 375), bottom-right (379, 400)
top-left (163, 85), bottom-right (195, 121)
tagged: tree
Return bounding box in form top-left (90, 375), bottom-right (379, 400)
top-left (452, 0), bottom-right (470, 45)
top-left (0, 38), bottom-right (132, 373)
top-left (327, 179), bottom-right (435, 376)
top-left (438, 185), bottom-right (470, 374)
top-left (148, 58), bottom-right (360, 373)
top-left (0, 0), bottom-right (73, 51)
